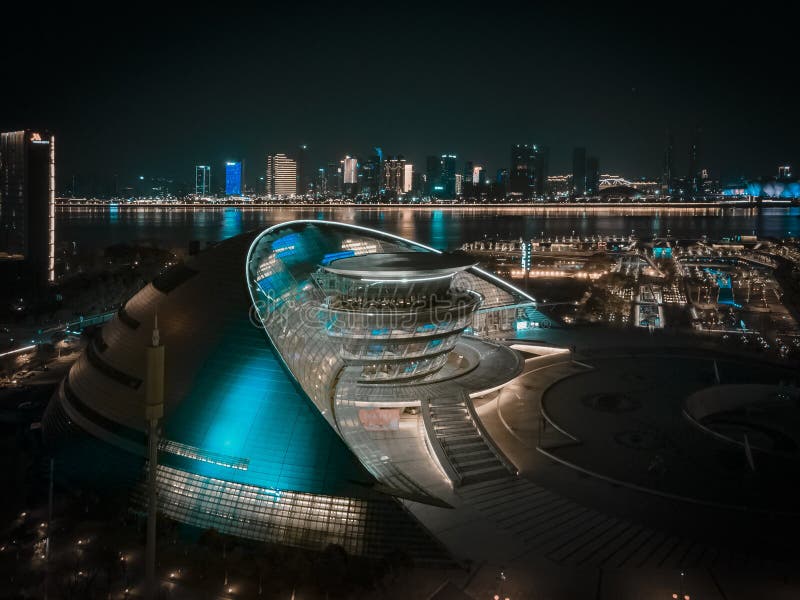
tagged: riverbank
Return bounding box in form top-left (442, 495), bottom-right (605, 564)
top-left (56, 200), bottom-right (798, 210)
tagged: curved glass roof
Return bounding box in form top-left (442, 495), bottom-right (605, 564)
top-left (161, 314), bottom-right (373, 496)
top-left (53, 231), bottom-right (373, 498)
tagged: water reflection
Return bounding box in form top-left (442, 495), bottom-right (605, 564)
top-left (221, 208), bottom-right (242, 240)
top-left (56, 206), bottom-right (800, 252)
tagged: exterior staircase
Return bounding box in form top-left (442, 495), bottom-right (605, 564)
top-left (427, 394), bottom-right (511, 485)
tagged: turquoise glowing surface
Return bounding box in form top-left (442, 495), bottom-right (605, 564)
top-left (163, 315), bottom-right (370, 496)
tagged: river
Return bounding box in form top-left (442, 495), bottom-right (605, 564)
top-left (56, 205), bottom-right (800, 252)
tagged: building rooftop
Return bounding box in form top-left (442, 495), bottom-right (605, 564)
top-left (324, 252), bottom-right (476, 280)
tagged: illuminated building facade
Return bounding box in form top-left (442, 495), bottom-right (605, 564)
top-left (438, 154), bottom-right (457, 197)
top-left (403, 163), bottom-right (413, 193)
top-left (194, 165), bottom-right (211, 196)
top-left (225, 161), bottom-right (243, 196)
top-left (547, 174), bottom-right (572, 198)
top-left (342, 156), bottom-right (358, 185)
top-left (0, 130), bottom-right (55, 288)
top-left (45, 221), bottom-right (545, 559)
top-left (382, 157), bottom-right (405, 194)
top-left (266, 153), bottom-right (297, 197)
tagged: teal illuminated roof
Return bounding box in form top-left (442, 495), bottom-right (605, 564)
top-left (163, 315), bottom-right (372, 496)
top-left (52, 230), bottom-right (372, 499)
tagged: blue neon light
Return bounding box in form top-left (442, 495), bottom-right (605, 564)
top-left (321, 250), bottom-right (355, 265)
top-left (271, 233), bottom-right (300, 252)
top-left (225, 162), bottom-right (242, 195)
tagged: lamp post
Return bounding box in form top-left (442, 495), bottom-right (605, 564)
top-left (145, 314), bottom-right (165, 600)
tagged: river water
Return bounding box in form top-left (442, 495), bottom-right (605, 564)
top-left (56, 206), bottom-right (800, 252)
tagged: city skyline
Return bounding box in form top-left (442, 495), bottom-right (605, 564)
top-left (2, 5), bottom-right (797, 190)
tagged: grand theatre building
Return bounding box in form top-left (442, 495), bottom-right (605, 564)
top-left (43, 220), bottom-right (557, 560)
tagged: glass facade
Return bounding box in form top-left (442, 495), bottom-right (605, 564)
top-left (247, 221), bottom-right (538, 502)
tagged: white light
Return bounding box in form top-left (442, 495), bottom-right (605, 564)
top-left (0, 345), bottom-right (36, 358)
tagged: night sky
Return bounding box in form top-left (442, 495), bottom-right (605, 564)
top-left (3, 4), bottom-right (797, 191)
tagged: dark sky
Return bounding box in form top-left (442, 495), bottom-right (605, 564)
top-left (2, 4), bottom-right (797, 191)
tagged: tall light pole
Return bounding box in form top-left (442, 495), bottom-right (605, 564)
top-left (145, 314), bottom-right (165, 600)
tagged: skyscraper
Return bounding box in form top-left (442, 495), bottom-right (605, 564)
top-left (688, 127), bottom-right (702, 195)
top-left (661, 130), bottom-right (675, 195)
top-left (403, 164), bottom-right (414, 193)
top-left (359, 156), bottom-right (380, 197)
top-left (510, 144), bottom-right (538, 198)
top-left (325, 162), bottom-right (342, 195)
top-left (342, 156), bottom-right (358, 185)
top-left (383, 157), bottom-right (406, 195)
top-left (0, 130), bottom-right (55, 288)
top-left (266, 154), bottom-right (297, 196)
top-left (425, 156), bottom-right (440, 195)
top-left (195, 165), bottom-right (211, 196)
top-left (295, 145), bottom-right (310, 195)
top-left (225, 161), bottom-right (243, 196)
top-left (534, 147), bottom-right (549, 197)
top-left (586, 156), bottom-right (600, 196)
top-left (440, 154), bottom-right (457, 198)
top-left (572, 147), bottom-right (586, 197)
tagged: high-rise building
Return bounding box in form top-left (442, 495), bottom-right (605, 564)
top-left (661, 130), bottom-right (675, 195)
top-left (0, 130), bottom-right (55, 288)
top-left (225, 161), bottom-right (243, 196)
top-left (412, 171), bottom-right (425, 195)
top-left (471, 165), bottom-right (483, 184)
top-left (403, 164), bottom-right (414, 193)
top-left (463, 161), bottom-right (474, 184)
top-left (688, 127), bottom-right (702, 195)
top-left (342, 156), bottom-right (358, 185)
top-left (510, 144), bottom-right (544, 198)
top-left (316, 167), bottom-right (327, 194)
top-left (455, 173), bottom-right (463, 196)
top-left (266, 154), bottom-right (297, 197)
top-left (425, 156), bottom-right (440, 195)
top-left (359, 156), bottom-right (380, 196)
top-left (510, 144), bottom-right (533, 197)
top-left (383, 157), bottom-right (406, 194)
top-left (295, 145), bottom-right (310, 195)
top-left (778, 165), bottom-right (792, 180)
top-left (572, 147), bottom-right (586, 196)
top-left (440, 154), bottom-right (457, 198)
top-left (325, 162), bottom-right (342, 195)
top-left (586, 156), bottom-right (600, 195)
top-left (195, 165), bottom-right (211, 196)
top-left (534, 147), bottom-right (549, 197)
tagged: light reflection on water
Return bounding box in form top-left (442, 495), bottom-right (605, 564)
top-left (56, 206), bottom-right (800, 252)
